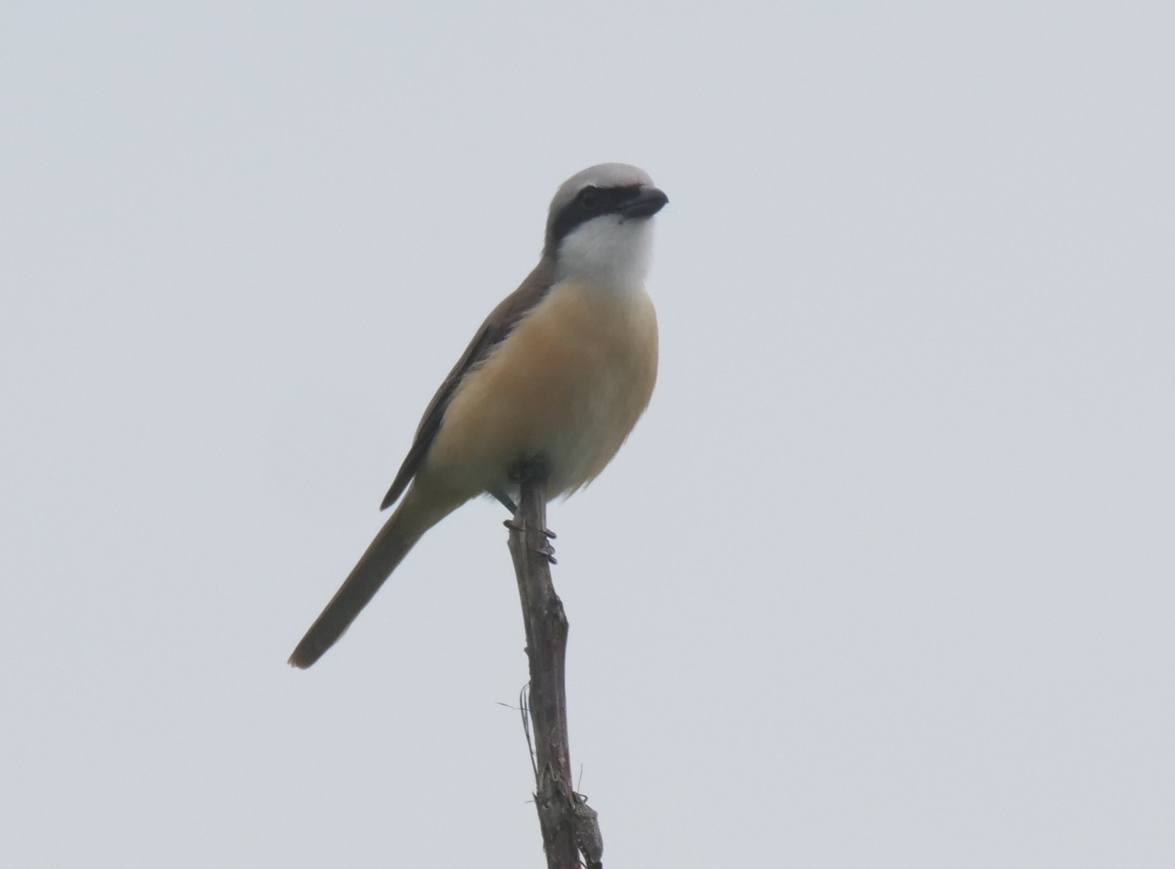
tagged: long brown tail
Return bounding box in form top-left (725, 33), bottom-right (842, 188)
top-left (288, 487), bottom-right (453, 669)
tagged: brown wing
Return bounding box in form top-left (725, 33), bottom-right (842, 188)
top-left (379, 259), bottom-right (556, 510)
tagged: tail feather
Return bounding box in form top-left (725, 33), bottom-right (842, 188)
top-left (288, 489), bottom-right (451, 669)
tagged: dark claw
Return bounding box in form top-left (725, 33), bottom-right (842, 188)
top-left (503, 516), bottom-right (556, 563)
top-left (529, 539), bottom-right (557, 564)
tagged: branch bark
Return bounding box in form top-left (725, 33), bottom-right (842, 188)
top-left (506, 471), bottom-right (603, 869)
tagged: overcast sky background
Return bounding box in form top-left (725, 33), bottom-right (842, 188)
top-left (3, 2), bottom-right (1173, 866)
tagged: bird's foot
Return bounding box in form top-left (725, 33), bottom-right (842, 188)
top-left (503, 518), bottom-right (558, 564)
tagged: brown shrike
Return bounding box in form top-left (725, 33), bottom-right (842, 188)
top-left (289, 163), bottom-right (667, 668)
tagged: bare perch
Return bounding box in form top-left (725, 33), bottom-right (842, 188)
top-left (506, 470), bottom-right (603, 869)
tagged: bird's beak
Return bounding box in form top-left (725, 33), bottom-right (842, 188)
top-left (618, 186), bottom-right (669, 219)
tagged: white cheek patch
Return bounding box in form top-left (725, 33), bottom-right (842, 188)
top-left (556, 215), bottom-right (654, 293)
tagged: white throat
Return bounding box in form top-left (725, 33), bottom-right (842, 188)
top-left (554, 215), bottom-right (654, 293)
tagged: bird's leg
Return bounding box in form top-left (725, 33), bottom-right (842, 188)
top-left (504, 455), bottom-right (557, 562)
top-left (490, 489), bottom-right (519, 514)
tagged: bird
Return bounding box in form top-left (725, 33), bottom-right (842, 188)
top-left (288, 163), bottom-right (668, 669)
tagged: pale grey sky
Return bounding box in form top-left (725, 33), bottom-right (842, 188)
top-left (2, 2), bottom-right (1173, 866)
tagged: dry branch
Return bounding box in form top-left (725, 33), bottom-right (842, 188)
top-left (506, 471), bottom-right (602, 869)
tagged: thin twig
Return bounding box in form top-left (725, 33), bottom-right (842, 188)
top-left (520, 685), bottom-right (537, 779)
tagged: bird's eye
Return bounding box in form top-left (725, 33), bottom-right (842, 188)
top-left (579, 188), bottom-right (603, 212)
